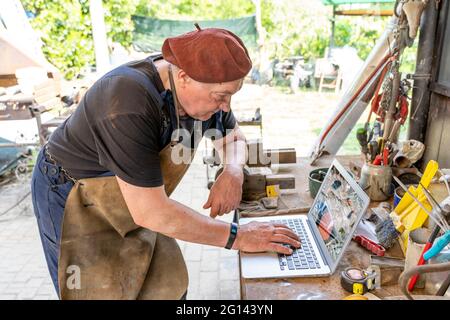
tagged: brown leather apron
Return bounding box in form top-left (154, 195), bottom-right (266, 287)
top-left (58, 66), bottom-right (195, 299)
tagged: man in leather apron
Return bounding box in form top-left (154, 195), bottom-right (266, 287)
top-left (31, 25), bottom-right (301, 299)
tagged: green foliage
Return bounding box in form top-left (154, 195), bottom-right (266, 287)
top-left (333, 16), bottom-right (388, 60)
top-left (22, 0), bottom-right (416, 80)
top-left (22, 0), bottom-right (93, 79)
top-left (22, 0), bottom-right (139, 79)
top-left (135, 0), bottom-right (255, 20)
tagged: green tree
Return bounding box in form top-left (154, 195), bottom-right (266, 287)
top-left (22, 0), bottom-right (413, 80)
top-left (22, 0), bottom-right (139, 79)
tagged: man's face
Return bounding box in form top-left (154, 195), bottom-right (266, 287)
top-left (174, 69), bottom-right (243, 121)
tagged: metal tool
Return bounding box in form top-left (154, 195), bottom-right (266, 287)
top-left (393, 176), bottom-right (448, 232)
top-left (340, 267), bottom-right (377, 294)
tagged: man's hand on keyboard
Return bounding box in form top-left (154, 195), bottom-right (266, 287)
top-left (232, 221), bottom-right (301, 255)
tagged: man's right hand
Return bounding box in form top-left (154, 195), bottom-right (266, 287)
top-left (232, 221), bottom-right (301, 255)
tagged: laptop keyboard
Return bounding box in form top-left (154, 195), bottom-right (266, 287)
top-left (272, 218), bottom-right (320, 271)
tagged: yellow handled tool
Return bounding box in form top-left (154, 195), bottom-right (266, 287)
top-left (394, 160), bottom-right (438, 215)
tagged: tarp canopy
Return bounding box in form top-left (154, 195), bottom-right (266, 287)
top-left (131, 15), bottom-right (257, 53)
top-left (322, 0), bottom-right (395, 16)
top-left (322, 0), bottom-right (394, 5)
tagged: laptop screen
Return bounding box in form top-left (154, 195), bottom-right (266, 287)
top-left (309, 162), bottom-right (368, 264)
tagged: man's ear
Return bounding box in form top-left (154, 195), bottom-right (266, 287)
top-left (176, 69), bottom-right (191, 88)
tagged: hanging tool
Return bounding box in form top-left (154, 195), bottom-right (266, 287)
top-left (388, 80), bottom-right (410, 142)
top-left (382, 63), bottom-right (401, 142)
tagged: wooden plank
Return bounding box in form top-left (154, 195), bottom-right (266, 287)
top-left (434, 97), bottom-right (450, 167)
top-left (0, 74), bottom-right (18, 87)
top-left (423, 93), bottom-right (447, 168)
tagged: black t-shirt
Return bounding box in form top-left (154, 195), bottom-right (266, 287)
top-left (47, 55), bottom-right (236, 187)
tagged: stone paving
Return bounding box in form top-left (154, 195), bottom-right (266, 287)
top-left (0, 85), bottom-right (341, 300)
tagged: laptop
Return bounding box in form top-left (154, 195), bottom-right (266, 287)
top-left (239, 159), bottom-right (370, 279)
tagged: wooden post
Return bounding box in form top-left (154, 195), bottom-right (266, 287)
top-left (89, 0), bottom-right (110, 74)
top-left (253, 0), bottom-right (266, 78)
top-left (329, 5), bottom-right (336, 57)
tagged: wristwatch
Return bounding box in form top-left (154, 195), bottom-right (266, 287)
top-left (225, 222), bottom-right (239, 250)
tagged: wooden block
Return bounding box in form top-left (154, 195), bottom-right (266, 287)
top-left (266, 174), bottom-right (295, 189)
top-left (264, 148), bottom-right (297, 165)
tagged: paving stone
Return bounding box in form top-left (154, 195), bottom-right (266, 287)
top-left (182, 244), bottom-right (203, 262)
top-left (219, 280), bottom-right (240, 300)
top-left (219, 257), bottom-right (239, 281)
top-left (200, 249), bottom-right (219, 272)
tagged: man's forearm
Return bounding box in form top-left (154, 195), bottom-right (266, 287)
top-left (214, 126), bottom-right (247, 170)
top-left (139, 198), bottom-right (232, 247)
top-left (222, 139), bottom-right (246, 170)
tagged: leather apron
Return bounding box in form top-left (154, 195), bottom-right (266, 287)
top-left (58, 66), bottom-right (194, 299)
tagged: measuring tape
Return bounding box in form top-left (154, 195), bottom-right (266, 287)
top-left (340, 267), bottom-right (377, 295)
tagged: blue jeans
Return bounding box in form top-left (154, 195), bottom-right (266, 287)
top-left (31, 148), bottom-right (74, 296)
top-left (30, 148), bottom-right (188, 299)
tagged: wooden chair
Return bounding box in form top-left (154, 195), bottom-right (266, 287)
top-left (314, 58), bottom-right (343, 93)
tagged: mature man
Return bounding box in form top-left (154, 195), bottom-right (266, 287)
top-left (31, 25), bottom-right (300, 299)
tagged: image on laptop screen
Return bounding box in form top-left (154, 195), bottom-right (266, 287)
top-left (310, 165), bottom-right (366, 262)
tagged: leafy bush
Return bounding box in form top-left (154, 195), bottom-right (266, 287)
top-left (22, 0), bottom-right (139, 79)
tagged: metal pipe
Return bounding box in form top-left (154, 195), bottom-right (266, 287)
top-left (408, 1), bottom-right (439, 142)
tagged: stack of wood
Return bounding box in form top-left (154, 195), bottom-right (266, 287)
top-left (0, 67), bottom-right (62, 121)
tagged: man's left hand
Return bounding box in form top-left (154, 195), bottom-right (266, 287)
top-left (203, 166), bottom-right (243, 218)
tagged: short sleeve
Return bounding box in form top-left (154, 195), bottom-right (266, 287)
top-left (90, 77), bottom-right (163, 187)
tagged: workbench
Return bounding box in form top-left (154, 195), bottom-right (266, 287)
top-left (237, 155), bottom-right (416, 300)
